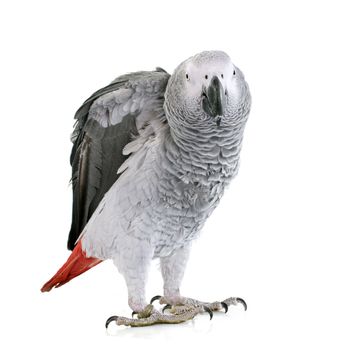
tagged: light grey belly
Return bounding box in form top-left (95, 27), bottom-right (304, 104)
top-left (150, 191), bottom-right (221, 258)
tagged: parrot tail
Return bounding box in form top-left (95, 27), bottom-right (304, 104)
top-left (41, 240), bottom-right (102, 292)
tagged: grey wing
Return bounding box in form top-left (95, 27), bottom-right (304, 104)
top-left (68, 68), bottom-right (170, 250)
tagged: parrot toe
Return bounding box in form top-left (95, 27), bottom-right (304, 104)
top-left (150, 295), bottom-right (162, 304)
top-left (220, 297), bottom-right (247, 311)
top-left (221, 302), bottom-right (229, 313)
top-left (105, 316), bottom-right (119, 328)
top-left (160, 303), bottom-right (212, 319)
top-left (203, 306), bottom-right (213, 320)
top-left (151, 295), bottom-right (247, 314)
top-left (135, 304), bottom-right (154, 318)
top-left (162, 304), bottom-right (172, 313)
top-left (235, 298), bottom-right (248, 311)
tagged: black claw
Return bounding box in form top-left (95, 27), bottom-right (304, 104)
top-left (131, 311), bottom-right (137, 318)
top-left (221, 302), bottom-right (229, 313)
top-left (236, 298), bottom-right (247, 311)
top-left (203, 306), bottom-right (213, 320)
top-left (105, 316), bottom-right (119, 328)
top-left (162, 304), bottom-right (172, 313)
top-left (150, 295), bottom-right (162, 304)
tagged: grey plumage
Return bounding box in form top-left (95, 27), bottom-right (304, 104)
top-left (44, 51), bottom-right (251, 324)
top-left (78, 51), bottom-right (250, 262)
top-left (68, 69), bottom-right (170, 249)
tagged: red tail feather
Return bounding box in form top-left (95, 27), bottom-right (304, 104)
top-left (41, 240), bottom-right (102, 292)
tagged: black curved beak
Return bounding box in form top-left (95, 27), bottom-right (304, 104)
top-left (202, 76), bottom-right (226, 124)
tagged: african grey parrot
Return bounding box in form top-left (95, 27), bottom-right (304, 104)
top-left (41, 50), bottom-right (251, 327)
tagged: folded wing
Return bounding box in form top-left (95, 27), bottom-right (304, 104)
top-left (68, 69), bottom-right (170, 250)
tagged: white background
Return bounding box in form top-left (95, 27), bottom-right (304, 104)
top-left (0, 0), bottom-right (349, 349)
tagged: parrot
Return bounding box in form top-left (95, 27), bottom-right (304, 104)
top-left (41, 50), bottom-right (251, 327)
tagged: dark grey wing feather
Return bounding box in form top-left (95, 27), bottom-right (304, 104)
top-left (70, 78), bottom-right (130, 165)
top-left (67, 69), bottom-right (170, 250)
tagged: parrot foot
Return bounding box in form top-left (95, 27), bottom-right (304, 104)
top-left (150, 295), bottom-right (247, 314)
top-left (105, 296), bottom-right (246, 328)
top-left (131, 304), bottom-right (154, 319)
top-left (105, 304), bottom-right (209, 328)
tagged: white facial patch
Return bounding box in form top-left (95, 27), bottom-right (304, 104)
top-left (184, 58), bottom-right (239, 101)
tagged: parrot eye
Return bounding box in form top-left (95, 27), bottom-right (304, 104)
top-left (205, 75), bottom-right (208, 79)
top-left (233, 70), bottom-right (236, 76)
top-left (221, 74), bottom-right (224, 78)
top-left (185, 73), bottom-right (189, 81)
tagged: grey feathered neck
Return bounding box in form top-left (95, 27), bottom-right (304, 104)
top-left (163, 109), bottom-right (248, 186)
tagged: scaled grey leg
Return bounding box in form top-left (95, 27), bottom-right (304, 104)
top-left (160, 244), bottom-right (191, 304)
top-left (152, 244), bottom-right (247, 317)
top-left (106, 241), bottom-right (158, 327)
top-left (106, 244), bottom-right (208, 327)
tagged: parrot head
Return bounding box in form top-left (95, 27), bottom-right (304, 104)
top-left (164, 50), bottom-right (250, 129)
